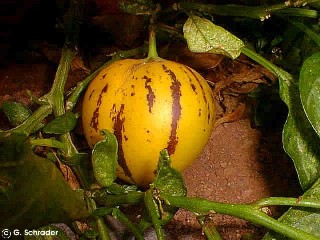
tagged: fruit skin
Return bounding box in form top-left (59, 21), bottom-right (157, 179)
top-left (82, 57), bottom-right (215, 187)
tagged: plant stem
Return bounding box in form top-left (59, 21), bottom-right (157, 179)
top-left (147, 5), bottom-right (160, 59)
top-left (96, 217), bottom-right (111, 240)
top-left (289, 20), bottom-right (320, 47)
top-left (252, 197), bottom-right (320, 209)
top-left (9, 104), bottom-right (52, 135)
top-left (274, 8), bottom-right (318, 18)
top-left (198, 216), bottom-right (222, 240)
top-left (161, 194), bottom-right (319, 240)
top-left (86, 196), bottom-right (111, 240)
top-left (145, 189), bottom-right (165, 240)
top-left (112, 208), bottom-right (144, 240)
top-left (48, 46), bottom-right (76, 117)
top-left (93, 190), bottom-right (144, 208)
top-left (30, 138), bottom-right (66, 151)
top-left (241, 46), bottom-right (293, 84)
top-left (44, 44), bottom-right (90, 189)
top-left (148, 26), bottom-right (158, 59)
top-left (175, 1), bottom-right (320, 20)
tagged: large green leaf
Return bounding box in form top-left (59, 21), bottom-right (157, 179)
top-left (0, 132), bottom-right (89, 229)
top-left (183, 15), bottom-right (244, 59)
top-left (299, 52), bottom-right (320, 137)
top-left (260, 55), bottom-right (320, 239)
top-left (279, 72), bottom-right (320, 191)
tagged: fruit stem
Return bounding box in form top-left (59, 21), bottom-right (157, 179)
top-left (147, 4), bottom-right (161, 59)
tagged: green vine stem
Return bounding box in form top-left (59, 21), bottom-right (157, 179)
top-left (112, 208), bottom-right (144, 240)
top-left (289, 20), bottom-right (320, 47)
top-left (30, 138), bottom-right (66, 152)
top-left (148, 24), bottom-right (159, 59)
top-left (145, 189), bottom-right (165, 240)
top-left (252, 197), bottom-right (320, 209)
top-left (46, 46), bottom-right (76, 117)
top-left (174, 0), bottom-right (320, 20)
top-left (147, 4), bottom-right (161, 59)
top-left (92, 190), bottom-right (144, 208)
top-left (241, 46), bottom-right (293, 84)
top-left (7, 104), bottom-right (52, 135)
top-left (86, 196), bottom-right (111, 240)
top-left (198, 216), bottom-right (222, 240)
top-left (161, 194), bottom-right (319, 240)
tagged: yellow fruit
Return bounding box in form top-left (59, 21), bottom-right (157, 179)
top-left (82, 58), bottom-right (215, 187)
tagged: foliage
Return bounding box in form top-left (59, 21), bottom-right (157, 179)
top-left (2, 0), bottom-right (320, 239)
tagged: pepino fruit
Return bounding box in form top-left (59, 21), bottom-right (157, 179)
top-left (82, 57), bottom-right (215, 187)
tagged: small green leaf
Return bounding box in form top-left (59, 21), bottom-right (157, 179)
top-left (183, 15), bottom-right (244, 59)
top-left (153, 149), bottom-right (187, 197)
top-left (152, 149), bottom-right (187, 224)
top-left (118, 0), bottom-right (155, 15)
top-left (1, 101), bottom-right (32, 126)
top-left (43, 112), bottom-right (78, 134)
top-left (299, 52), bottom-right (320, 137)
top-left (92, 130), bottom-right (118, 187)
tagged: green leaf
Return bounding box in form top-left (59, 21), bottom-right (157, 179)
top-left (153, 149), bottom-right (187, 197)
top-left (1, 101), bottom-right (32, 126)
top-left (118, 0), bottom-right (155, 15)
top-left (183, 15), bottom-right (244, 59)
top-left (299, 52), bottom-right (320, 137)
top-left (279, 74), bottom-right (320, 190)
top-left (151, 149), bottom-right (187, 224)
top-left (263, 179), bottom-right (320, 239)
top-left (0, 132), bottom-right (89, 229)
top-left (92, 130), bottom-right (118, 187)
top-left (42, 112), bottom-right (77, 134)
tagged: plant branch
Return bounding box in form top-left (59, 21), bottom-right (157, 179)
top-left (86, 196), bottom-right (111, 240)
top-left (8, 104), bottom-right (52, 135)
top-left (147, 4), bottom-right (161, 59)
top-left (252, 197), bottom-right (320, 210)
top-left (161, 194), bottom-right (318, 240)
top-left (30, 138), bottom-right (66, 152)
top-left (241, 46), bottom-right (293, 84)
top-left (161, 194), bottom-right (319, 240)
top-left (92, 189), bottom-right (144, 208)
top-left (289, 20), bottom-right (320, 47)
top-left (145, 189), bottom-right (165, 240)
top-left (112, 208), bottom-right (144, 240)
top-left (47, 46), bottom-right (76, 117)
top-left (198, 216), bottom-right (222, 240)
top-left (174, 1), bottom-right (320, 20)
